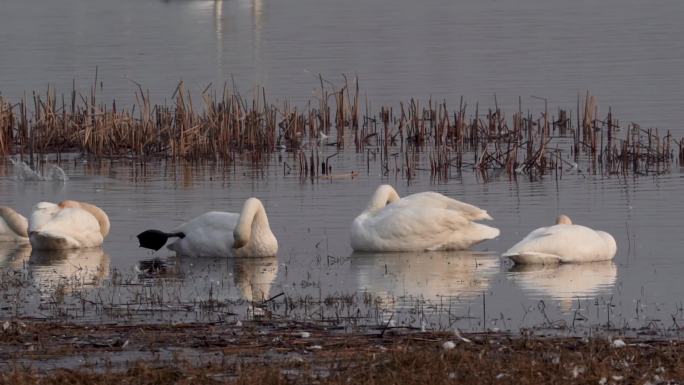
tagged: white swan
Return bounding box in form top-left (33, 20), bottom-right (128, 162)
top-left (0, 207), bottom-right (29, 243)
top-left (350, 185), bottom-right (500, 252)
top-left (29, 200), bottom-right (110, 250)
top-left (137, 197), bottom-right (278, 258)
top-left (503, 215), bottom-right (617, 264)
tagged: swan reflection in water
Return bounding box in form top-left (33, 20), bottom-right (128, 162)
top-left (29, 248), bottom-right (110, 291)
top-left (142, 256), bottom-right (278, 303)
top-left (352, 250), bottom-right (500, 302)
top-left (507, 262), bottom-right (617, 310)
top-left (0, 243), bottom-right (31, 269)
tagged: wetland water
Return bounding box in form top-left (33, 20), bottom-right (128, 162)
top-left (0, 155), bottom-right (682, 335)
top-left (1, 0), bottom-right (684, 130)
top-left (0, 0), bottom-right (683, 335)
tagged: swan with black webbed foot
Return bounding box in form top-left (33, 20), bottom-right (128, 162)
top-left (137, 197), bottom-right (278, 258)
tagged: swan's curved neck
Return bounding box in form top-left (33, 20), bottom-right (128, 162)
top-left (366, 185), bottom-right (400, 214)
top-left (234, 198), bottom-right (270, 246)
top-left (0, 207), bottom-right (28, 237)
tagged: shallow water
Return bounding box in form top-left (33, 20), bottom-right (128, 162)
top-left (1, 0), bottom-right (684, 130)
top-left (0, 154), bottom-right (682, 335)
top-left (1, 0), bottom-right (683, 334)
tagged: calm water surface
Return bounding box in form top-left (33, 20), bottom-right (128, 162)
top-left (0, 0), bottom-right (683, 334)
top-left (1, 0), bottom-right (684, 130)
top-left (0, 154), bottom-right (682, 334)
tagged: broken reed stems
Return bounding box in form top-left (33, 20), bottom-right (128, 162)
top-left (0, 82), bottom-right (676, 178)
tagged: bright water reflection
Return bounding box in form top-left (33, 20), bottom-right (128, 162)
top-left (29, 248), bottom-right (110, 291)
top-left (352, 251), bottom-right (499, 301)
top-left (0, 243), bottom-right (31, 269)
top-left (172, 256), bottom-right (279, 303)
top-left (507, 262), bottom-right (617, 311)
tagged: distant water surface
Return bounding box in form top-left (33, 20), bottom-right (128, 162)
top-left (0, 0), bottom-right (683, 130)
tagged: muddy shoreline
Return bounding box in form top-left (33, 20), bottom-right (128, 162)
top-left (0, 319), bottom-right (681, 384)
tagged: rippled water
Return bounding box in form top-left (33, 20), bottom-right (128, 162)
top-left (1, 0), bottom-right (684, 130)
top-left (0, 154), bottom-right (682, 334)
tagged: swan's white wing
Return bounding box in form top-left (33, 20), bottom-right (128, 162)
top-left (374, 205), bottom-right (469, 237)
top-left (29, 202), bottom-right (61, 233)
top-left (29, 203), bottom-right (102, 248)
top-left (169, 211), bottom-right (239, 257)
top-left (504, 224), bottom-right (614, 263)
top-left (33, 208), bottom-right (100, 235)
top-left (359, 205), bottom-right (472, 251)
top-left (399, 192), bottom-right (492, 221)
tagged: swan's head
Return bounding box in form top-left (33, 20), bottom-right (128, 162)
top-left (366, 185), bottom-right (401, 213)
top-left (555, 214), bottom-right (572, 225)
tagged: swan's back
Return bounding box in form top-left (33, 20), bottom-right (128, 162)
top-left (504, 224), bottom-right (616, 264)
top-left (29, 202), bottom-right (103, 249)
top-left (168, 211), bottom-right (240, 257)
top-left (351, 190), bottom-right (498, 252)
top-left (398, 192), bottom-right (492, 221)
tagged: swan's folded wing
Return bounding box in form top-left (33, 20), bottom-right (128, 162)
top-left (502, 226), bottom-right (556, 257)
top-left (33, 207), bottom-right (101, 236)
top-left (399, 192), bottom-right (492, 220)
top-left (370, 206), bottom-right (471, 242)
top-left (29, 202), bottom-right (61, 233)
top-left (504, 225), bottom-right (606, 261)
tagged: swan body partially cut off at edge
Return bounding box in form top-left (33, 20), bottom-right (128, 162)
top-left (29, 200), bottom-right (110, 250)
top-left (350, 185), bottom-right (500, 252)
top-left (136, 197), bottom-right (278, 258)
top-left (0, 207), bottom-right (29, 243)
top-left (502, 215), bottom-right (617, 264)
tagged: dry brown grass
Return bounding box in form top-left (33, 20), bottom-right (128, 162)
top-left (0, 320), bottom-right (681, 384)
top-left (0, 82), bottom-right (677, 179)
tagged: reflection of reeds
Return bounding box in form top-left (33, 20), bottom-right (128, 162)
top-left (0, 82), bottom-right (676, 178)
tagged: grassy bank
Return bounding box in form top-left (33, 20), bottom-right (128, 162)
top-left (0, 320), bottom-right (681, 384)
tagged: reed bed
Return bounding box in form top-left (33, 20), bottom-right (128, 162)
top-left (0, 81), bottom-right (677, 179)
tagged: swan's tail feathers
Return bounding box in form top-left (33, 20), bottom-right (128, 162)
top-left (136, 230), bottom-right (185, 251)
top-left (479, 211), bottom-right (494, 221)
top-left (503, 251), bottom-right (562, 265)
top-left (471, 223), bottom-right (500, 241)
